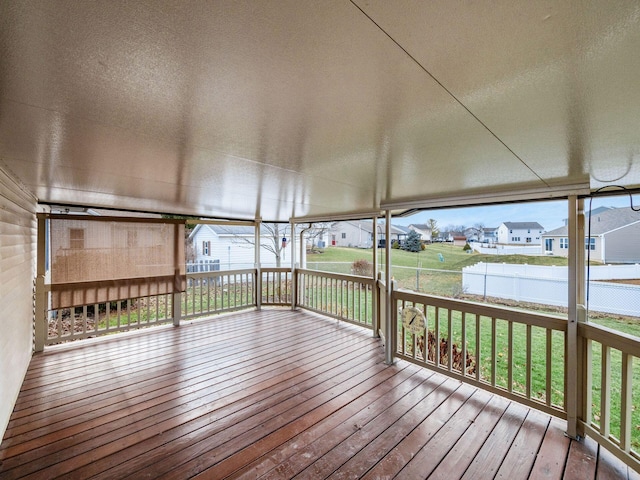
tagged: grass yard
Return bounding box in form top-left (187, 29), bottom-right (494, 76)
top-left (307, 244), bottom-right (569, 271)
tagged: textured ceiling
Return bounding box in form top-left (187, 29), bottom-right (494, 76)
top-left (1, 0), bottom-right (639, 222)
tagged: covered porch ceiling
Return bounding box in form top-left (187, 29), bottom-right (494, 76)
top-left (1, 1), bottom-right (639, 222)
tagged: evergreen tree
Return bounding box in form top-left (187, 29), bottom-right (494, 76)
top-left (404, 230), bottom-right (422, 252)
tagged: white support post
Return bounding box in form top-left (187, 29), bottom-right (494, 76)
top-left (385, 211), bottom-right (394, 365)
top-left (299, 225), bottom-right (306, 270)
top-left (566, 195), bottom-right (586, 439)
top-left (34, 214), bottom-right (47, 352)
top-left (255, 219), bottom-right (262, 311)
top-left (173, 222), bottom-right (183, 327)
top-left (372, 216), bottom-right (379, 338)
top-left (291, 222), bottom-right (297, 310)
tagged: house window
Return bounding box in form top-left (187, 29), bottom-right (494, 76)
top-left (341, 233), bottom-right (346, 239)
top-left (560, 238), bottom-right (568, 249)
top-left (202, 241), bottom-right (211, 256)
top-left (545, 238), bottom-right (553, 251)
top-left (69, 228), bottom-right (84, 249)
top-left (526, 237), bottom-right (531, 243)
top-left (585, 237), bottom-right (596, 250)
top-left (527, 229), bottom-right (530, 233)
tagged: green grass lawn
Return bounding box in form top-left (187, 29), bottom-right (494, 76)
top-left (308, 244), bottom-right (569, 271)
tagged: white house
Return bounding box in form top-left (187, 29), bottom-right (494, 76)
top-left (329, 221), bottom-right (411, 248)
top-left (497, 222), bottom-right (544, 245)
top-left (542, 207), bottom-right (640, 263)
top-left (481, 227), bottom-right (498, 244)
top-left (408, 224), bottom-right (432, 243)
top-left (188, 224), bottom-right (300, 271)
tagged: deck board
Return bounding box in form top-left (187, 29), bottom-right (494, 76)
top-left (0, 308), bottom-right (636, 479)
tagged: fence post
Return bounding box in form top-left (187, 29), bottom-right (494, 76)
top-left (34, 214), bottom-right (47, 352)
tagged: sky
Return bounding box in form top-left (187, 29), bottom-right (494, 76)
top-left (394, 193), bottom-right (639, 232)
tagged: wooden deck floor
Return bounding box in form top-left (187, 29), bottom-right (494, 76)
top-left (1, 309), bottom-right (638, 480)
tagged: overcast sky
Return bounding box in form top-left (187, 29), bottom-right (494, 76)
top-left (395, 193), bottom-right (639, 232)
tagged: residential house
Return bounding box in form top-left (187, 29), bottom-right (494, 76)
top-left (408, 224), bottom-right (432, 243)
top-left (439, 230), bottom-right (465, 242)
top-left (329, 221), bottom-right (412, 248)
top-left (497, 222), bottom-right (544, 245)
top-left (189, 224), bottom-right (299, 270)
top-left (481, 227), bottom-right (498, 244)
top-left (542, 207), bottom-right (640, 263)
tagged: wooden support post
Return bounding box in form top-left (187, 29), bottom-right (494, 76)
top-left (173, 222), bottom-right (183, 327)
top-left (34, 214), bottom-right (47, 352)
top-left (172, 292), bottom-right (181, 327)
top-left (566, 195), bottom-right (586, 439)
top-left (372, 215), bottom-right (379, 338)
top-left (384, 211), bottom-right (394, 365)
top-left (255, 219), bottom-right (262, 311)
top-left (291, 221), bottom-right (297, 311)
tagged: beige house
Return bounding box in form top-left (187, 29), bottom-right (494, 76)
top-left (542, 207), bottom-right (640, 263)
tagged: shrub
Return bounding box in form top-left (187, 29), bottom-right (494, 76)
top-left (351, 259), bottom-right (373, 276)
top-left (463, 242), bottom-right (472, 251)
top-left (391, 240), bottom-right (400, 249)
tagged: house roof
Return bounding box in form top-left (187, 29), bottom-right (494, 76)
top-left (189, 223), bottom-right (301, 240)
top-left (336, 220), bottom-right (409, 236)
top-left (544, 207), bottom-right (640, 237)
top-left (501, 222), bottom-right (545, 230)
top-left (1, 3), bottom-right (639, 222)
top-left (409, 224), bottom-right (432, 231)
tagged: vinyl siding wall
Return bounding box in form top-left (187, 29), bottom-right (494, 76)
top-left (604, 222), bottom-right (640, 263)
top-left (0, 168), bottom-right (36, 439)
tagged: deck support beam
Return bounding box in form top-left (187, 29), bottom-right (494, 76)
top-left (566, 195), bottom-right (586, 439)
top-left (291, 221), bottom-right (297, 311)
top-left (384, 210), bottom-right (394, 365)
top-left (255, 219), bottom-right (262, 311)
top-left (372, 215), bottom-right (379, 338)
top-left (34, 214), bottom-right (47, 352)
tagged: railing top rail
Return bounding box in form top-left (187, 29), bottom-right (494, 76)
top-left (187, 268), bottom-right (256, 279)
top-left (579, 322), bottom-right (640, 356)
top-left (393, 287), bottom-right (567, 331)
top-left (296, 268), bottom-right (376, 286)
top-left (261, 267), bottom-right (291, 273)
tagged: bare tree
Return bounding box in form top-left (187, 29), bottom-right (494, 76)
top-left (427, 218), bottom-right (439, 240)
top-left (301, 222), bottom-right (336, 251)
top-left (260, 223), bottom-right (290, 268)
top-left (222, 222), bottom-right (334, 267)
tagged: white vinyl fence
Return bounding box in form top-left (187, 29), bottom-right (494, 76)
top-left (472, 244), bottom-right (543, 255)
top-left (462, 263), bottom-right (640, 317)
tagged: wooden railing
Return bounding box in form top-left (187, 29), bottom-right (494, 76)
top-left (44, 284), bottom-right (175, 346)
top-left (182, 268), bottom-right (256, 320)
top-left (391, 287), bottom-right (568, 418)
top-left (579, 322), bottom-right (640, 470)
top-left (44, 269), bottom-right (258, 344)
top-left (261, 268), bottom-right (292, 306)
top-left (37, 265), bottom-right (640, 471)
top-left (295, 268), bottom-right (376, 330)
